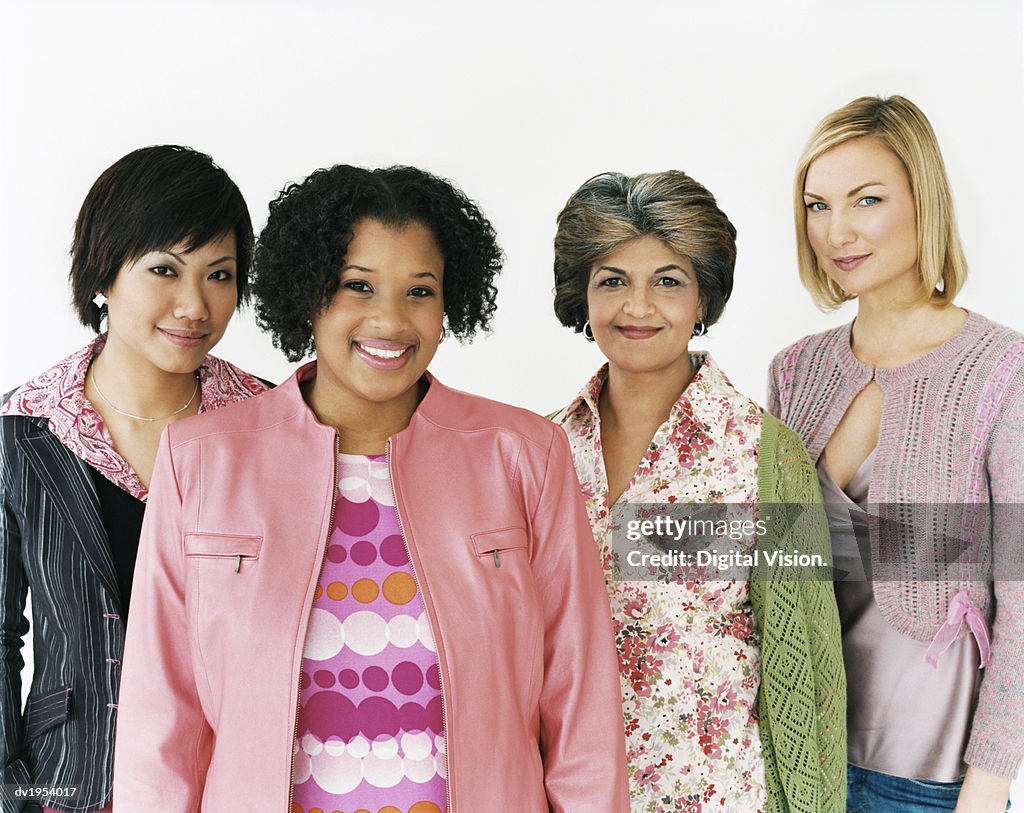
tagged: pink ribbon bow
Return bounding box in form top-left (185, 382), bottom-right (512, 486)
top-left (924, 589), bottom-right (991, 669)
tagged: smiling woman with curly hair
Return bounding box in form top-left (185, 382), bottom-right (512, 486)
top-left (113, 164), bottom-right (629, 813)
top-left (252, 164), bottom-right (502, 361)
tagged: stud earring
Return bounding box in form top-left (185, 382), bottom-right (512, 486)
top-left (92, 292), bottom-right (108, 308)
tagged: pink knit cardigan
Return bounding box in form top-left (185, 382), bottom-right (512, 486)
top-left (768, 310), bottom-right (1024, 779)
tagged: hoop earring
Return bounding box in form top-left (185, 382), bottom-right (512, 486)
top-left (583, 320), bottom-right (595, 341)
top-left (692, 321), bottom-right (707, 338)
top-left (439, 325), bottom-right (447, 343)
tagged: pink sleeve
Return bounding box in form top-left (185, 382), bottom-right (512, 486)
top-left (767, 338), bottom-right (809, 422)
top-left (767, 353), bottom-right (784, 419)
top-left (964, 382), bottom-right (1024, 778)
top-left (530, 428), bottom-right (629, 813)
top-left (113, 429), bottom-right (212, 810)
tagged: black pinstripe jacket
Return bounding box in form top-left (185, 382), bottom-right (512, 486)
top-left (1, 343), bottom-right (268, 813)
top-left (1, 411), bottom-right (124, 813)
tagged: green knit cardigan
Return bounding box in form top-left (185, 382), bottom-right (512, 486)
top-left (754, 412), bottom-right (846, 813)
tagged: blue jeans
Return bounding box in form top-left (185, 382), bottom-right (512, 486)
top-left (847, 765), bottom-right (1011, 812)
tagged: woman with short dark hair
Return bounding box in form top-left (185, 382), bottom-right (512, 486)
top-left (0, 145), bottom-right (266, 813)
top-left (550, 170), bottom-right (846, 813)
top-left (113, 164), bottom-right (628, 812)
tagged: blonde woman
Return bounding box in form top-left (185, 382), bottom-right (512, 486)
top-left (770, 95), bottom-right (1023, 812)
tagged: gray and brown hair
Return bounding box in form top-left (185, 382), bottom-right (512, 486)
top-left (553, 171), bottom-right (736, 338)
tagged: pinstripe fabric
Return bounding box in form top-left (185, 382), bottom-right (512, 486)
top-left (2, 413), bottom-right (124, 813)
top-left (1, 342), bottom-right (269, 813)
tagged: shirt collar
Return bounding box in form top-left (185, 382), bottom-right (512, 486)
top-left (2, 335), bottom-right (105, 427)
top-left (560, 352), bottom-right (742, 446)
top-left (1, 334), bottom-right (267, 500)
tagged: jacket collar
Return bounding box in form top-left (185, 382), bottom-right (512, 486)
top-left (561, 352), bottom-right (740, 446)
top-left (286, 360), bottom-right (464, 435)
top-left (17, 429), bottom-right (122, 602)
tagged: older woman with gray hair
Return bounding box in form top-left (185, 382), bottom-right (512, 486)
top-left (548, 170), bottom-right (846, 813)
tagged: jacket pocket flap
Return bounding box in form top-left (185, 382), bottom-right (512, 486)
top-left (471, 527), bottom-right (528, 556)
top-left (24, 686), bottom-right (72, 740)
top-left (185, 532), bottom-right (262, 559)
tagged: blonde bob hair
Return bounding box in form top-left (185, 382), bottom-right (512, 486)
top-left (794, 95), bottom-right (968, 310)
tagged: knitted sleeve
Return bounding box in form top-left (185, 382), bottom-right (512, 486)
top-left (963, 381), bottom-right (1024, 778)
top-left (767, 352), bottom-right (784, 418)
top-left (753, 414), bottom-right (846, 813)
top-left (766, 338), bottom-right (809, 422)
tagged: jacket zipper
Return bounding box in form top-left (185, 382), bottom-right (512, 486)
top-left (387, 436), bottom-right (454, 813)
top-left (287, 432), bottom-right (338, 812)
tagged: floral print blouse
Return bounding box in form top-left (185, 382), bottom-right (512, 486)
top-left (553, 354), bottom-right (766, 813)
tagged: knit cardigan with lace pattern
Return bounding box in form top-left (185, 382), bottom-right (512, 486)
top-left (754, 413), bottom-right (846, 813)
top-left (768, 310), bottom-right (1024, 779)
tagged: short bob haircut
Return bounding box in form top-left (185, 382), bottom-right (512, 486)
top-left (794, 95), bottom-right (968, 310)
top-left (71, 145), bottom-right (254, 332)
top-left (553, 171), bottom-right (736, 339)
top-left (252, 164), bottom-right (502, 362)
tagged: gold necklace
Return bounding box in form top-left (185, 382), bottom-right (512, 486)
top-left (90, 369), bottom-right (200, 422)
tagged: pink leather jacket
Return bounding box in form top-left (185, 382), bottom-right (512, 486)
top-left (113, 362), bottom-right (628, 812)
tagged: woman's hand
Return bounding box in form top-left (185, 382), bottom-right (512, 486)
top-left (954, 765), bottom-right (1011, 812)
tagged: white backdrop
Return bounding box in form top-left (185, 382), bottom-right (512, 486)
top-left (2, 0), bottom-right (1024, 800)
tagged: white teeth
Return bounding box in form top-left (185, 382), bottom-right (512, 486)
top-left (358, 344), bottom-right (406, 359)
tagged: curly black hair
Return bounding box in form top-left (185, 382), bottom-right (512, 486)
top-left (252, 164), bottom-right (502, 361)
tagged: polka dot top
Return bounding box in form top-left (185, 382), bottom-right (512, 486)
top-left (291, 454), bottom-right (447, 813)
